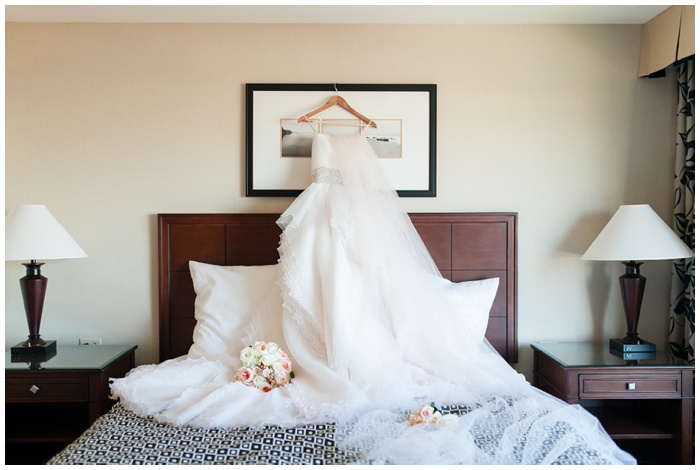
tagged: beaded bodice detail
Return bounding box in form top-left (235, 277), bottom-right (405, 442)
top-left (311, 167), bottom-right (343, 185)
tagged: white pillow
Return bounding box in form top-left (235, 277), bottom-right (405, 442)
top-left (426, 276), bottom-right (499, 351)
top-left (188, 261), bottom-right (279, 362)
top-left (450, 277), bottom-right (499, 341)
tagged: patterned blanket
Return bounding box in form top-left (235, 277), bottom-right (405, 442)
top-left (48, 404), bottom-right (351, 465)
top-left (47, 402), bottom-right (620, 465)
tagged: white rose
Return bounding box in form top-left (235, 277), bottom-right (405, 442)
top-left (240, 346), bottom-right (258, 366)
top-left (438, 414), bottom-right (459, 427)
top-left (253, 374), bottom-right (267, 387)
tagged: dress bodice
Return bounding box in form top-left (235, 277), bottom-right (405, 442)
top-left (310, 134), bottom-right (336, 171)
top-left (311, 134), bottom-right (346, 185)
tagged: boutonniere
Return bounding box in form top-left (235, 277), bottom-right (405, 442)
top-left (409, 402), bottom-right (459, 428)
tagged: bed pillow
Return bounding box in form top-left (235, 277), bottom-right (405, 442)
top-left (188, 261), bottom-right (279, 362)
top-left (449, 277), bottom-right (499, 342)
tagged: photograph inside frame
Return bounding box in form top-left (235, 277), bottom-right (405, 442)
top-left (280, 118), bottom-right (402, 159)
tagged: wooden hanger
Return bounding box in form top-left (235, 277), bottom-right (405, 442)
top-left (298, 95), bottom-right (377, 128)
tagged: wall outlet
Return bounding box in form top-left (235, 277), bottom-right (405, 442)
top-left (79, 337), bottom-right (102, 345)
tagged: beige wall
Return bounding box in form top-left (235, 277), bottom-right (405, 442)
top-left (5, 22), bottom-right (677, 380)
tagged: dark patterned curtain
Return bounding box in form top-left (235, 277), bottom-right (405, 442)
top-left (669, 57), bottom-right (695, 362)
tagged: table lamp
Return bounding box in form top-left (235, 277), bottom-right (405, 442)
top-left (582, 204), bottom-right (694, 356)
top-left (6, 204), bottom-right (88, 356)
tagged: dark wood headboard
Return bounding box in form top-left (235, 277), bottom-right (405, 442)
top-left (158, 213), bottom-right (518, 363)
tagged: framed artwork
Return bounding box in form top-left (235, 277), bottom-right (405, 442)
top-left (245, 83), bottom-right (437, 197)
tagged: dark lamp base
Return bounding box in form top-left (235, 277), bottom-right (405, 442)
top-left (609, 337), bottom-right (655, 353)
top-left (11, 339), bottom-right (57, 356)
top-left (11, 347), bottom-right (57, 366)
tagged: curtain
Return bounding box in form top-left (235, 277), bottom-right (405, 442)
top-left (669, 57), bottom-right (695, 363)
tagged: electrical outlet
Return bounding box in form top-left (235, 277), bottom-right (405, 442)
top-left (79, 337), bottom-right (102, 345)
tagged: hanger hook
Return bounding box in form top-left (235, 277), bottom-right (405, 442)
top-left (333, 83), bottom-right (338, 95)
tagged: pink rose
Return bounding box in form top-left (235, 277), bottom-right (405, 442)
top-left (258, 383), bottom-right (273, 393)
top-left (420, 405), bottom-right (434, 420)
top-left (275, 375), bottom-right (287, 386)
top-left (274, 361), bottom-right (292, 373)
top-left (238, 367), bottom-right (254, 384)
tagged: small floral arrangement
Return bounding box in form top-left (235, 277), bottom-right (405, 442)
top-left (408, 402), bottom-right (459, 428)
top-left (236, 341), bottom-right (294, 392)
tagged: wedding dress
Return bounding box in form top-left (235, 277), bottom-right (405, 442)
top-left (111, 130), bottom-right (635, 464)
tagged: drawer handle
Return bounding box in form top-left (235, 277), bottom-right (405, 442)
top-left (626, 382), bottom-right (636, 390)
top-left (29, 384), bottom-right (40, 394)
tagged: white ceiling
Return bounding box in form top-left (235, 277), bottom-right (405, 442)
top-left (4, 5), bottom-right (670, 25)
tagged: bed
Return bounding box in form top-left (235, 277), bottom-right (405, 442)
top-left (46, 212), bottom-right (629, 465)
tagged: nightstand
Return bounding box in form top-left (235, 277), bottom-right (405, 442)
top-left (532, 342), bottom-right (694, 465)
top-left (5, 344), bottom-right (137, 465)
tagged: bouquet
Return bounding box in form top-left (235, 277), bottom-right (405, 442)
top-left (236, 341), bottom-right (294, 392)
top-left (408, 402), bottom-right (459, 428)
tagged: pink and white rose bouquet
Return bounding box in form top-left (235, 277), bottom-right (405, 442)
top-left (408, 402), bottom-right (459, 428)
top-left (236, 341), bottom-right (294, 392)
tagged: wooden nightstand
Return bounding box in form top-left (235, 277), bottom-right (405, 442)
top-left (5, 344), bottom-right (137, 465)
top-left (532, 342), bottom-right (694, 465)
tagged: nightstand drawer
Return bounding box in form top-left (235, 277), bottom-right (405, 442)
top-left (579, 373), bottom-right (682, 399)
top-left (6, 377), bottom-right (88, 401)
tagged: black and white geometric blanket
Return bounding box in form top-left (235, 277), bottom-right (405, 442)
top-left (47, 401), bottom-right (623, 465)
top-left (47, 404), bottom-right (351, 465)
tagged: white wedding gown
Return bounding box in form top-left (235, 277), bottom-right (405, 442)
top-left (111, 132), bottom-right (635, 465)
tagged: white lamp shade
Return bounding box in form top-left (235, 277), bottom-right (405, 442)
top-left (582, 204), bottom-right (694, 261)
top-left (5, 204), bottom-right (88, 261)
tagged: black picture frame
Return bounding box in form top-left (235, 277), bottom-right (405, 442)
top-left (245, 83), bottom-right (437, 197)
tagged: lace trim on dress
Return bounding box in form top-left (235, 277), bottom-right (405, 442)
top-left (312, 167), bottom-right (343, 185)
